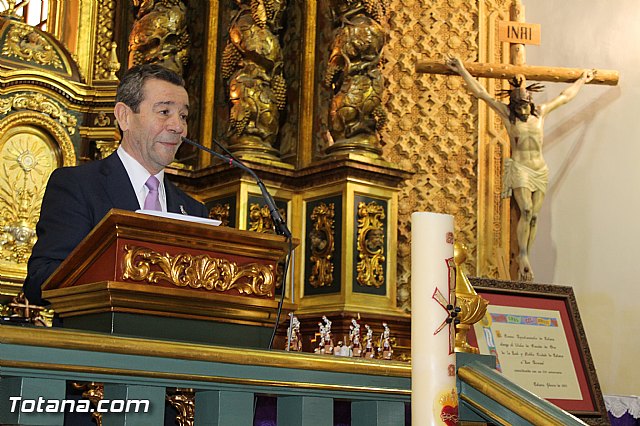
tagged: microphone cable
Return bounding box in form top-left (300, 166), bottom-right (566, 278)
top-left (180, 136), bottom-right (294, 350)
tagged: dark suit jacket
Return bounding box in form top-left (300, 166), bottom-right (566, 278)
top-left (23, 152), bottom-right (209, 304)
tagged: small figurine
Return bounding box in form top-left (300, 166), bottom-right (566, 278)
top-left (349, 318), bottom-right (362, 357)
top-left (362, 324), bottom-right (375, 359)
top-left (286, 313), bottom-right (302, 352)
top-left (315, 322), bottom-right (327, 353)
top-left (378, 322), bottom-right (393, 360)
top-left (321, 315), bottom-right (334, 354)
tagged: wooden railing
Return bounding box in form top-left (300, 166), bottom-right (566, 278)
top-left (0, 325), bottom-right (410, 425)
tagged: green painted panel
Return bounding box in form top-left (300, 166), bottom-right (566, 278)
top-left (195, 390), bottom-right (254, 426)
top-left (278, 396), bottom-right (333, 426)
top-left (352, 400), bottom-right (405, 426)
top-left (102, 384), bottom-right (165, 426)
top-left (62, 313), bottom-right (273, 349)
top-left (0, 377), bottom-right (65, 425)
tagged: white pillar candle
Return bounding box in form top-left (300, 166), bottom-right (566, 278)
top-left (411, 212), bottom-right (458, 425)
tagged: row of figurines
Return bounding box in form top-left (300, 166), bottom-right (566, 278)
top-left (285, 314), bottom-right (393, 360)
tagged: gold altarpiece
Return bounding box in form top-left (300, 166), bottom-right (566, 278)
top-left (0, 0), bottom-right (121, 299)
top-left (0, 0), bottom-right (517, 345)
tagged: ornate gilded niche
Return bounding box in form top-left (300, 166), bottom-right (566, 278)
top-left (0, 10), bottom-right (118, 296)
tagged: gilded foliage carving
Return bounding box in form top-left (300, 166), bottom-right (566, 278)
top-left (208, 203), bottom-right (231, 227)
top-left (166, 389), bottom-right (195, 426)
top-left (248, 202), bottom-right (286, 234)
top-left (356, 201), bottom-right (385, 288)
top-left (71, 382), bottom-right (104, 425)
top-left (308, 202), bottom-right (335, 288)
top-left (122, 245), bottom-right (275, 297)
top-left (1, 93), bottom-right (78, 135)
top-left (95, 141), bottom-right (119, 160)
top-left (1, 21), bottom-right (63, 69)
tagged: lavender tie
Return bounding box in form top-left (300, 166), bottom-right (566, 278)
top-left (143, 176), bottom-right (161, 211)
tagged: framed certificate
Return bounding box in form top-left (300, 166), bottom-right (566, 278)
top-left (467, 278), bottom-right (609, 425)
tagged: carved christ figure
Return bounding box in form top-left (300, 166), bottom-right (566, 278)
top-left (446, 56), bottom-right (594, 281)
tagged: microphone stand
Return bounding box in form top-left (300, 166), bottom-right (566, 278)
top-left (180, 136), bottom-right (293, 349)
top-left (181, 137), bottom-right (292, 239)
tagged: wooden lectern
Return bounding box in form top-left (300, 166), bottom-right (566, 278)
top-left (42, 209), bottom-right (296, 348)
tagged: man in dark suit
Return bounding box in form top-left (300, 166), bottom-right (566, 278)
top-left (23, 64), bottom-right (209, 304)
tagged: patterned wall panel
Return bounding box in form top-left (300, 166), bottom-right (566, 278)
top-left (382, 0), bottom-right (509, 311)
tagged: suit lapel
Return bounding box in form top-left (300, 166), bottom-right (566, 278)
top-left (164, 178), bottom-right (183, 214)
top-left (99, 153), bottom-right (141, 211)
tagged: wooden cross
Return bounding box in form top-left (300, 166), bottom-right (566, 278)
top-left (416, 0), bottom-right (619, 86)
top-left (415, 0), bottom-right (619, 280)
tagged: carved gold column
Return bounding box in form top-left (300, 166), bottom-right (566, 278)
top-left (323, 0), bottom-right (388, 158)
top-left (220, 0), bottom-right (287, 159)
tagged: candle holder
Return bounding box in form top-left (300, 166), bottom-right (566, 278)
top-left (453, 242), bottom-right (489, 354)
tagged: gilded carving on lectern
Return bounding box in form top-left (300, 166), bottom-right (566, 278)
top-left (356, 201), bottom-right (385, 287)
top-left (308, 202), bottom-right (335, 288)
top-left (129, 0), bottom-right (190, 75)
top-left (221, 0), bottom-right (287, 158)
top-left (324, 0), bottom-right (388, 157)
top-left (1, 21), bottom-right (63, 69)
top-left (122, 245), bottom-right (275, 297)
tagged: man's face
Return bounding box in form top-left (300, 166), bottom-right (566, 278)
top-left (514, 102), bottom-right (531, 122)
top-left (117, 78), bottom-right (189, 174)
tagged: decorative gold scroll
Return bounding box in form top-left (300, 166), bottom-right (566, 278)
top-left (356, 201), bottom-right (385, 287)
top-left (71, 382), bottom-right (104, 426)
top-left (1, 21), bottom-right (63, 69)
top-left (308, 202), bottom-right (335, 288)
top-left (208, 203), bottom-right (230, 227)
top-left (0, 93), bottom-right (78, 135)
top-left (166, 388), bottom-right (195, 426)
top-left (122, 245), bottom-right (275, 297)
top-left (248, 202), bottom-right (286, 234)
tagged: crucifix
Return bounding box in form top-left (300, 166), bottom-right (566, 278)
top-left (416, 0), bottom-right (619, 282)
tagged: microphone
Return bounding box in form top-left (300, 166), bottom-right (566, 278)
top-left (180, 136), bottom-right (292, 239)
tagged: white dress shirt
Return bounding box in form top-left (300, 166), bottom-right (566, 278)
top-left (116, 146), bottom-right (167, 212)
